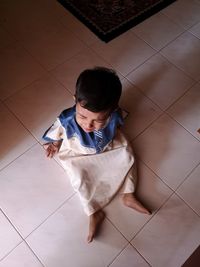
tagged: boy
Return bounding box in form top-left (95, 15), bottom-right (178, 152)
top-left (43, 67), bottom-right (150, 243)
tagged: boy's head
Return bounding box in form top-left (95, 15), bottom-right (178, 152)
top-left (75, 67), bottom-right (122, 113)
top-left (74, 67), bottom-right (122, 132)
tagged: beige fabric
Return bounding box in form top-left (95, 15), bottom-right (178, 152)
top-left (57, 129), bottom-right (136, 215)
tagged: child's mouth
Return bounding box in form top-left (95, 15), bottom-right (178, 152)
top-left (83, 127), bottom-right (94, 132)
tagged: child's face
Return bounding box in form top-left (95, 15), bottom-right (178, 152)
top-left (75, 102), bottom-right (110, 132)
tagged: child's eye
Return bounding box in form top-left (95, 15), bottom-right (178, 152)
top-left (95, 120), bottom-right (105, 123)
top-left (79, 115), bottom-right (86, 119)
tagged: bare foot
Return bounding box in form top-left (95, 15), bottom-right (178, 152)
top-left (122, 193), bottom-right (151, 215)
top-left (87, 210), bottom-right (105, 243)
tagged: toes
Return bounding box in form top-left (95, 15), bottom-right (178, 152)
top-left (87, 234), bottom-right (93, 243)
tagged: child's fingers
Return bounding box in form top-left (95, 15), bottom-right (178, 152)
top-left (46, 146), bottom-right (54, 158)
top-left (43, 143), bottom-right (58, 158)
top-left (43, 143), bottom-right (50, 149)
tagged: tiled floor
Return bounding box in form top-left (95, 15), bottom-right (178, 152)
top-left (0, 0), bottom-right (200, 266)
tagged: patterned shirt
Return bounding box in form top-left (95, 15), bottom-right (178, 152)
top-left (43, 105), bottom-right (123, 153)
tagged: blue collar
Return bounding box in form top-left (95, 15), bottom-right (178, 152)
top-left (59, 106), bottom-right (123, 152)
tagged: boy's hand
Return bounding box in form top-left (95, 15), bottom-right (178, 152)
top-left (43, 141), bottom-right (62, 158)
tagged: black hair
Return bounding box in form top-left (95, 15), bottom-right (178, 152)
top-left (75, 67), bottom-right (122, 112)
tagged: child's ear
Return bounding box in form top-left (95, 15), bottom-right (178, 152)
top-left (73, 95), bottom-right (76, 102)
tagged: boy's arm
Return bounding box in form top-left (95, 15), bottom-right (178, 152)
top-left (43, 140), bottom-right (62, 158)
top-left (42, 116), bottom-right (65, 158)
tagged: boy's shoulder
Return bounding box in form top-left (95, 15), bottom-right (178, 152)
top-left (110, 108), bottom-right (124, 126)
top-left (59, 106), bottom-right (75, 120)
top-left (58, 106), bottom-right (76, 127)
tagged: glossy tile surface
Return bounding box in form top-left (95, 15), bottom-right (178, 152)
top-left (0, 43), bottom-right (46, 100)
top-left (133, 114), bottom-right (200, 190)
top-left (126, 54), bottom-right (195, 110)
top-left (161, 32), bottom-right (200, 80)
top-left (109, 244), bottom-right (150, 267)
top-left (0, 144), bottom-right (74, 237)
top-left (27, 195), bottom-right (127, 267)
top-left (60, 11), bottom-right (98, 45)
top-left (189, 21), bottom-right (200, 39)
top-left (1, 0), bottom-right (200, 266)
top-left (22, 26), bottom-right (86, 70)
top-left (177, 164), bottom-right (200, 215)
top-left (105, 160), bottom-right (172, 240)
top-left (120, 79), bottom-right (162, 140)
top-left (0, 103), bottom-right (36, 170)
top-left (0, 243), bottom-right (43, 267)
top-left (0, 211), bottom-right (22, 260)
top-left (51, 48), bottom-right (111, 94)
top-left (162, 0), bottom-right (200, 29)
top-left (132, 194), bottom-right (200, 267)
top-left (91, 31), bottom-right (155, 76)
top-left (167, 82), bottom-right (200, 140)
top-left (132, 12), bottom-right (184, 51)
top-left (5, 74), bottom-right (74, 142)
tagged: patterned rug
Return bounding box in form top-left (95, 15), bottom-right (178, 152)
top-left (57, 0), bottom-right (176, 42)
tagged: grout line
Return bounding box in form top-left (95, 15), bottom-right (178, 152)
top-left (174, 192), bottom-right (200, 219)
top-left (130, 111), bottom-right (164, 142)
top-left (0, 143), bottom-right (38, 173)
top-left (1, 68), bottom-right (47, 103)
top-left (23, 241), bottom-right (46, 267)
top-left (129, 191), bottom-right (175, 241)
top-left (47, 70), bottom-right (75, 97)
top-left (105, 216), bottom-right (130, 243)
top-left (136, 158), bottom-right (176, 192)
top-left (166, 111), bottom-right (200, 143)
top-left (23, 192), bottom-right (76, 240)
top-left (175, 161), bottom-right (200, 193)
top-left (129, 243), bottom-right (153, 267)
top-left (164, 80), bottom-right (198, 111)
top-left (160, 3), bottom-right (200, 31)
top-left (107, 242), bottom-right (129, 267)
top-left (3, 100), bottom-right (39, 139)
top-left (0, 241), bottom-right (24, 263)
top-left (131, 21), bottom-right (186, 52)
top-left (126, 30), bottom-right (198, 83)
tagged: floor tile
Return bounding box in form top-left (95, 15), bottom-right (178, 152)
top-left (22, 26), bottom-right (86, 70)
top-left (5, 74), bottom-right (74, 143)
top-left (51, 47), bottom-right (111, 94)
top-left (0, 103), bottom-right (36, 170)
top-left (132, 12), bottom-right (184, 50)
top-left (132, 194), bottom-right (200, 267)
top-left (120, 79), bottom-right (162, 140)
top-left (177, 164), bottom-right (200, 215)
top-left (162, 0), bottom-right (200, 29)
top-left (105, 160), bottom-right (172, 240)
top-left (91, 31), bottom-right (155, 76)
top-left (0, 210), bottom-right (22, 260)
top-left (27, 194), bottom-right (127, 267)
top-left (2, 7), bottom-right (62, 45)
top-left (0, 26), bottom-right (16, 49)
top-left (0, 43), bottom-right (46, 100)
top-left (0, 0), bottom-right (67, 43)
top-left (161, 32), bottom-right (200, 80)
top-left (189, 21), bottom-right (200, 39)
top-left (109, 244), bottom-right (150, 267)
top-left (0, 144), bottom-right (74, 237)
top-left (60, 11), bottom-right (98, 45)
top-left (126, 54), bottom-right (195, 110)
top-left (133, 114), bottom-right (200, 190)
top-left (0, 242), bottom-right (43, 267)
top-left (167, 82), bottom-right (200, 140)
top-left (0, 1), bottom-right (200, 266)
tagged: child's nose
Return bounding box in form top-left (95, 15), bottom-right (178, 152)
top-left (86, 120), bottom-right (94, 128)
